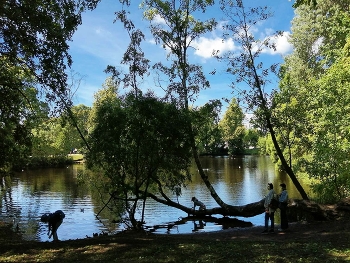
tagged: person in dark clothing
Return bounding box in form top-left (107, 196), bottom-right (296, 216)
top-left (41, 210), bottom-right (65, 241)
top-left (191, 197), bottom-right (206, 211)
top-left (278, 183), bottom-right (289, 231)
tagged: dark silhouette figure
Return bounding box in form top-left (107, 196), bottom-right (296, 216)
top-left (41, 210), bottom-right (65, 241)
top-left (279, 183), bottom-right (289, 231)
top-left (191, 197), bottom-right (206, 211)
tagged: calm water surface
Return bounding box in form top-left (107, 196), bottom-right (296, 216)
top-left (0, 156), bottom-right (307, 241)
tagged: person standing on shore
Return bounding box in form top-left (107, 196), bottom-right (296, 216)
top-left (262, 183), bottom-right (276, 233)
top-left (278, 183), bottom-right (289, 231)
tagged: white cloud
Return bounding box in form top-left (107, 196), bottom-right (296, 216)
top-left (262, 31), bottom-right (293, 55)
top-left (216, 20), bottom-right (228, 31)
top-left (148, 38), bottom-right (156, 45)
top-left (193, 37), bottom-right (237, 59)
top-left (152, 14), bottom-right (166, 25)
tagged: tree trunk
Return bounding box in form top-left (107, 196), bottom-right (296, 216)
top-left (267, 118), bottom-right (309, 200)
top-left (148, 192), bottom-right (265, 217)
top-left (250, 49), bottom-right (309, 200)
top-left (190, 128), bottom-right (231, 211)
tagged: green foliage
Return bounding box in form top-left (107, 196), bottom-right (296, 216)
top-left (0, 59), bottom-right (49, 172)
top-left (87, 90), bottom-right (193, 227)
top-left (243, 129), bottom-right (259, 149)
top-left (301, 39), bottom-right (350, 202)
top-left (192, 100), bottom-right (225, 155)
top-left (0, 0), bottom-right (94, 107)
top-left (31, 105), bottom-right (91, 157)
top-left (0, 0), bottom-right (98, 172)
top-left (293, 0), bottom-right (317, 8)
top-left (274, 0), bottom-right (350, 201)
top-left (290, 0), bottom-right (350, 74)
top-left (219, 98), bottom-right (245, 155)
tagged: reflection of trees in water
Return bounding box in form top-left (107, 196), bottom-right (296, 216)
top-left (77, 168), bottom-right (125, 232)
top-left (1, 175), bottom-right (41, 238)
top-left (1, 176), bottom-right (16, 216)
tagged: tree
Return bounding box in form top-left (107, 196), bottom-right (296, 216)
top-left (139, 0), bottom-right (272, 217)
top-left (218, 0), bottom-right (309, 199)
top-left (269, 68), bottom-right (309, 171)
top-left (192, 100), bottom-right (224, 155)
top-left (0, 59), bottom-right (49, 172)
top-left (271, 0), bottom-right (350, 202)
top-left (0, 0), bottom-right (98, 107)
top-left (243, 128), bottom-right (259, 150)
top-left (142, 0), bottom-right (236, 210)
top-left (86, 9), bottom-right (196, 228)
top-left (300, 39), bottom-right (350, 202)
top-left (87, 90), bottom-right (193, 229)
top-left (31, 104), bottom-right (91, 157)
top-left (219, 98), bottom-right (245, 155)
top-left (0, 0), bottom-right (99, 171)
top-left (292, 0), bottom-right (317, 8)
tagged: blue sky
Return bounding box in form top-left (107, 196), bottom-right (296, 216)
top-left (69, 0), bottom-right (296, 117)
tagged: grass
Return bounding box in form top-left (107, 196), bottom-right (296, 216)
top-left (1, 224), bottom-right (350, 263)
top-left (67, 154), bottom-right (84, 161)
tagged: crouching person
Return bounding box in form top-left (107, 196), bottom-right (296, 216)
top-left (41, 210), bottom-right (65, 241)
top-left (191, 197), bottom-right (206, 211)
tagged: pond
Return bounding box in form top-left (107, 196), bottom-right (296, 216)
top-left (0, 155), bottom-right (307, 241)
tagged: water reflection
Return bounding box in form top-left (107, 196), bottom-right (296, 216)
top-left (0, 165), bottom-right (121, 241)
top-left (0, 156), bottom-right (307, 241)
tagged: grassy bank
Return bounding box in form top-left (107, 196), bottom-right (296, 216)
top-left (1, 221), bottom-right (350, 263)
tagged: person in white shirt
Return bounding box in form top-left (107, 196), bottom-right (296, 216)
top-left (262, 183), bottom-right (276, 233)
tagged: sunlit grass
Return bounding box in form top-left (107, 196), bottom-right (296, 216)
top-left (67, 154), bottom-right (84, 161)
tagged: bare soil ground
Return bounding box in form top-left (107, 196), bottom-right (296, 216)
top-left (1, 203), bottom-right (350, 263)
top-left (0, 220), bottom-right (349, 263)
top-left (2, 215), bottom-right (350, 247)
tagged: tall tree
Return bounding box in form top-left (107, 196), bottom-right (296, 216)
top-left (218, 0), bottom-right (309, 199)
top-left (219, 98), bottom-right (245, 155)
top-left (0, 0), bottom-right (98, 107)
top-left (87, 10), bottom-right (194, 228)
top-left (0, 0), bottom-right (100, 171)
top-left (270, 67), bottom-right (309, 171)
top-left (304, 39), bottom-right (350, 202)
top-left (192, 100), bottom-right (224, 155)
top-left (272, 0), bottom-right (350, 202)
top-left (142, 0), bottom-right (235, 209)
top-left (86, 1), bottom-right (267, 222)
